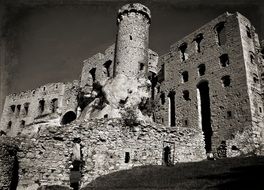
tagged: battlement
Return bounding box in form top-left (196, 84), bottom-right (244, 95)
top-left (117, 3), bottom-right (151, 24)
top-left (6, 82), bottom-right (65, 101)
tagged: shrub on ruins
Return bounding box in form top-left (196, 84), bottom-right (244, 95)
top-left (121, 106), bottom-right (140, 127)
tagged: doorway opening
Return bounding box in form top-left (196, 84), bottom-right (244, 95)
top-left (168, 91), bottom-right (176, 127)
top-left (197, 81), bottom-right (212, 153)
top-left (163, 146), bottom-right (171, 166)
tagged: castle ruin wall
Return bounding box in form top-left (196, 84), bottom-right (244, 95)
top-left (0, 119), bottom-right (205, 189)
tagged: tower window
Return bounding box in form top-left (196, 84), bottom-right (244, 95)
top-left (221, 75), bottom-right (231, 87)
top-left (183, 90), bottom-right (190, 101)
top-left (182, 71), bottom-right (188, 82)
top-left (129, 35), bottom-right (132, 40)
top-left (198, 64), bottom-right (206, 76)
top-left (215, 22), bottom-right (226, 46)
top-left (219, 54), bottom-right (229, 67)
top-left (194, 33), bottom-right (204, 53)
top-left (184, 119), bottom-right (188, 126)
top-left (259, 107), bottom-right (262, 113)
top-left (125, 152), bottom-right (130, 163)
top-left (179, 43), bottom-right (188, 61)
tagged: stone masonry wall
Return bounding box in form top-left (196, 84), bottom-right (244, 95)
top-left (0, 119), bottom-right (205, 190)
top-left (0, 137), bottom-right (19, 190)
top-left (237, 13), bottom-right (264, 148)
top-left (115, 3), bottom-right (150, 78)
top-left (154, 12), bottom-right (256, 154)
top-left (80, 44), bottom-right (115, 94)
top-left (0, 81), bottom-right (80, 136)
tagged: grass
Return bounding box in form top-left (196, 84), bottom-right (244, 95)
top-left (82, 156), bottom-right (264, 190)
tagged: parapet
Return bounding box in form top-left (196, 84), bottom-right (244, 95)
top-left (117, 3), bottom-right (151, 24)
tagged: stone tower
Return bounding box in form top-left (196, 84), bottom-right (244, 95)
top-left (114, 3), bottom-right (151, 77)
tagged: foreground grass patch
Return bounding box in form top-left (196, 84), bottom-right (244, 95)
top-left (82, 156), bottom-right (264, 190)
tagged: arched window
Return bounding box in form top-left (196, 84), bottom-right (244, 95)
top-left (198, 64), bottom-right (206, 76)
top-left (183, 90), bottom-right (190, 101)
top-left (24, 103), bottom-right (30, 115)
top-left (39, 99), bottom-right (45, 113)
top-left (194, 33), bottom-right (204, 53)
top-left (179, 42), bottom-right (188, 61)
top-left (51, 98), bottom-right (58, 113)
top-left (61, 111), bottom-right (77, 125)
top-left (221, 75), bottom-right (231, 87)
top-left (219, 54), bottom-right (229, 67)
top-left (215, 22), bottom-right (226, 46)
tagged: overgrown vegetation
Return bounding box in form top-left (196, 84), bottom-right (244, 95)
top-left (121, 107), bottom-right (140, 126)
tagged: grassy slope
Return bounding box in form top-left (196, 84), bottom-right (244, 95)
top-left (82, 156), bottom-right (264, 190)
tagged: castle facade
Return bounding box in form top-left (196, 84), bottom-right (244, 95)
top-left (0, 3), bottom-right (264, 190)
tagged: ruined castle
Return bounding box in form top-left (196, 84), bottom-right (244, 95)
top-left (1, 3), bottom-right (264, 190)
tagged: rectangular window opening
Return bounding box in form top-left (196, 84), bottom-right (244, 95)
top-left (125, 152), bottom-right (130, 163)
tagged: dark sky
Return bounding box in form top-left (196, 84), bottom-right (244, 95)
top-left (0, 0), bottom-right (264, 113)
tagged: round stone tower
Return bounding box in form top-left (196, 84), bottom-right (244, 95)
top-left (114, 3), bottom-right (151, 77)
